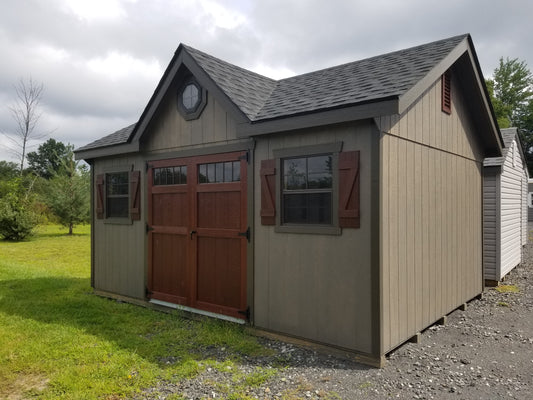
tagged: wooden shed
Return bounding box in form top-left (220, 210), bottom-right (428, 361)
top-left (75, 34), bottom-right (503, 366)
top-left (483, 128), bottom-right (528, 284)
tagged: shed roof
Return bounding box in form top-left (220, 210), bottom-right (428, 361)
top-left (484, 127), bottom-right (527, 168)
top-left (75, 34), bottom-right (502, 159)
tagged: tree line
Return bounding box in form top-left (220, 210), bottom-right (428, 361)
top-left (0, 56), bottom-right (532, 240)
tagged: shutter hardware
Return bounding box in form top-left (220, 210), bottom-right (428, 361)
top-left (146, 223), bottom-right (154, 233)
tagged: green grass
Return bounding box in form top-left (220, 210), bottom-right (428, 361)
top-left (0, 224), bottom-right (271, 399)
top-left (494, 284), bottom-right (520, 293)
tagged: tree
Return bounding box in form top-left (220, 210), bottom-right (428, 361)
top-left (44, 145), bottom-right (90, 235)
top-left (0, 177), bottom-right (39, 240)
top-left (487, 57), bottom-right (533, 174)
top-left (0, 160), bottom-right (18, 180)
top-left (26, 138), bottom-right (68, 179)
top-left (1, 78), bottom-right (47, 173)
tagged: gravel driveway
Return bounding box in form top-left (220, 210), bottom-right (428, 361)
top-left (137, 230), bottom-right (533, 400)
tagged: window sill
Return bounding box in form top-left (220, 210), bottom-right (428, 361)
top-left (275, 224), bottom-right (341, 235)
top-left (103, 218), bottom-right (133, 225)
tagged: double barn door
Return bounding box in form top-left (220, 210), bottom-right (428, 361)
top-left (147, 151), bottom-right (248, 320)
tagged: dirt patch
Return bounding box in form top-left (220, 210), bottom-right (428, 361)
top-left (1, 373), bottom-right (49, 400)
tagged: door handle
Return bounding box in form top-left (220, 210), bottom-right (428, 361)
top-left (190, 230), bottom-right (197, 240)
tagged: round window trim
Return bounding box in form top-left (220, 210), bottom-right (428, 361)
top-left (177, 80), bottom-right (207, 121)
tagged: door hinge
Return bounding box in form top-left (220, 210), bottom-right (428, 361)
top-left (146, 223), bottom-right (154, 233)
top-left (145, 162), bottom-right (152, 172)
top-left (238, 227), bottom-right (250, 242)
top-left (145, 287), bottom-right (153, 298)
top-left (238, 306), bottom-right (250, 320)
top-left (238, 151), bottom-right (249, 164)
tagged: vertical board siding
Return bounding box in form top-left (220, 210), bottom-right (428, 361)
top-left (483, 171), bottom-right (498, 279)
top-left (378, 76), bottom-right (484, 353)
top-left (253, 122), bottom-right (374, 354)
top-left (145, 89), bottom-right (241, 153)
top-left (93, 155), bottom-right (146, 299)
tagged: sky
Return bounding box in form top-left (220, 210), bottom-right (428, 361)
top-left (0, 0), bottom-right (532, 164)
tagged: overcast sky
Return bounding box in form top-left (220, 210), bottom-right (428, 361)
top-left (1, 0), bottom-right (532, 163)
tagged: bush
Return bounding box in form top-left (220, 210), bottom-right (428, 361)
top-left (0, 179), bottom-right (39, 241)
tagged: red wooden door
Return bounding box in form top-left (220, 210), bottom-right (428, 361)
top-left (147, 151), bottom-right (248, 320)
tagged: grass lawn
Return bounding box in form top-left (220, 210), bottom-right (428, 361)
top-left (0, 225), bottom-right (271, 399)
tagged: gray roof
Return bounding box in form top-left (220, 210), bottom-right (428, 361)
top-left (76, 123), bottom-right (136, 152)
top-left (76, 34), bottom-right (469, 153)
top-left (484, 128), bottom-right (523, 167)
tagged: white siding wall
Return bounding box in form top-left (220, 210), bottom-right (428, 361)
top-left (499, 141), bottom-right (523, 278)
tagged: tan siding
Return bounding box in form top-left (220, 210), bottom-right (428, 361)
top-left (144, 89), bottom-right (243, 154)
top-left (93, 155), bottom-right (146, 299)
top-left (378, 74), bottom-right (484, 353)
top-left (254, 121), bottom-right (374, 354)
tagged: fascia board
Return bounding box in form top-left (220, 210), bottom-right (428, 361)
top-left (398, 38), bottom-right (469, 115)
top-left (74, 141), bottom-right (140, 161)
top-left (237, 99), bottom-right (399, 137)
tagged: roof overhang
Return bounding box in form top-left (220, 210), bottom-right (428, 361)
top-left (237, 98), bottom-right (398, 137)
top-left (74, 141), bottom-right (140, 161)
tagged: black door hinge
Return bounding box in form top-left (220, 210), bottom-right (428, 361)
top-left (145, 287), bottom-right (153, 298)
top-left (238, 227), bottom-right (250, 242)
top-left (238, 151), bottom-right (249, 164)
top-left (145, 162), bottom-right (152, 172)
top-left (238, 306), bottom-right (250, 320)
top-left (146, 223), bottom-right (154, 233)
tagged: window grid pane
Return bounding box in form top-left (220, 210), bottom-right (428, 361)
top-left (281, 154), bottom-right (333, 225)
top-left (106, 172), bottom-right (129, 218)
top-left (198, 162), bottom-right (241, 184)
top-left (153, 166), bottom-right (187, 186)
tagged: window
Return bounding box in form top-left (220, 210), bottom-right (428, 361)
top-left (177, 78), bottom-right (207, 120)
top-left (261, 142), bottom-right (359, 234)
top-left (282, 155), bottom-right (332, 224)
top-left (95, 170), bottom-right (141, 222)
top-left (153, 166), bottom-right (187, 185)
top-left (198, 161), bottom-right (240, 183)
top-left (106, 172), bottom-right (129, 218)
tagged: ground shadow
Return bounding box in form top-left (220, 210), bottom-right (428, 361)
top-left (0, 276), bottom-right (370, 372)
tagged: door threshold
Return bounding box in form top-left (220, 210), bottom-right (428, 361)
top-left (149, 299), bottom-right (245, 324)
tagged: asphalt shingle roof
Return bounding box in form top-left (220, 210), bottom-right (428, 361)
top-left (76, 123), bottom-right (136, 152)
top-left (76, 34), bottom-right (468, 152)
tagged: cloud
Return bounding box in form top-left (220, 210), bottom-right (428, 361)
top-left (0, 0), bottom-right (532, 163)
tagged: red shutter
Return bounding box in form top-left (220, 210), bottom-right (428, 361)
top-left (338, 151), bottom-right (360, 228)
top-left (260, 159), bottom-right (276, 225)
top-left (96, 174), bottom-right (104, 219)
top-left (130, 170), bottom-right (141, 221)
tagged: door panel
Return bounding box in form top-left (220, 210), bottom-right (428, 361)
top-left (147, 151), bottom-right (247, 320)
top-left (197, 237), bottom-right (242, 309)
top-left (151, 232), bottom-right (188, 304)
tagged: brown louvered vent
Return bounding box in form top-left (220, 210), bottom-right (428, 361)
top-left (441, 71), bottom-right (451, 114)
